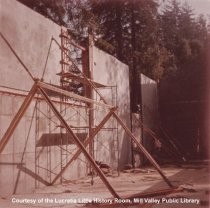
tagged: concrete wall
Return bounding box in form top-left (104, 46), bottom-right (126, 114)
top-left (0, 92), bottom-right (89, 196)
top-left (0, 0), bottom-right (132, 196)
top-left (131, 113), bottom-right (142, 167)
top-left (0, 0), bottom-right (88, 196)
top-left (131, 74), bottom-right (158, 166)
top-left (141, 74), bottom-right (158, 162)
top-left (92, 46), bottom-right (131, 169)
top-left (0, 0), bottom-right (61, 91)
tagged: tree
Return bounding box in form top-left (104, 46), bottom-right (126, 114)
top-left (18, 0), bottom-right (99, 43)
top-left (18, 0), bottom-right (66, 25)
top-left (90, 0), bottom-right (125, 59)
top-left (90, 0), bottom-right (167, 111)
top-left (159, 0), bottom-right (209, 158)
top-left (160, 0), bottom-right (208, 100)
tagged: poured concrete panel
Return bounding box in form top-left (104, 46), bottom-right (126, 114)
top-left (0, 0), bottom-right (61, 91)
top-left (131, 113), bottom-right (142, 167)
top-left (92, 46), bottom-right (131, 169)
top-left (0, 93), bottom-right (89, 196)
top-left (0, 0), bottom-right (132, 196)
top-left (0, 0), bottom-right (88, 196)
top-left (141, 74), bottom-right (158, 162)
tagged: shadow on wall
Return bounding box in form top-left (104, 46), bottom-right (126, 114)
top-left (118, 131), bottom-right (132, 169)
top-left (105, 56), bottom-right (132, 169)
top-left (140, 74), bottom-right (158, 164)
top-left (159, 77), bottom-right (208, 159)
top-left (93, 46), bottom-right (131, 170)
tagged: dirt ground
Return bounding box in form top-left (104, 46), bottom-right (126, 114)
top-left (0, 161), bottom-right (209, 208)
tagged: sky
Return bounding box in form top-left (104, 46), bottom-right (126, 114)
top-left (180, 0), bottom-right (210, 16)
top-left (161, 0), bottom-right (210, 17)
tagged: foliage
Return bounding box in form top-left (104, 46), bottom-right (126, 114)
top-left (90, 0), bottom-right (168, 111)
top-left (18, 0), bottom-right (66, 25)
top-left (18, 0), bottom-right (209, 110)
top-left (159, 0), bottom-right (209, 102)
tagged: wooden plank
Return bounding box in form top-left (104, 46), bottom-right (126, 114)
top-left (51, 108), bottom-right (115, 184)
top-left (57, 72), bottom-right (107, 88)
top-left (17, 165), bottom-right (50, 186)
top-left (37, 81), bottom-right (113, 109)
top-left (113, 113), bottom-right (174, 188)
top-left (38, 87), bottom-right (120, 198)
top-left (66, 52), bottom-right (174, 187)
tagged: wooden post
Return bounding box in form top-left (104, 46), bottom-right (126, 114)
top-left (38, 86), bottom-right (120, 198)
top-left (51, 108), bottom-right (116, 184)
top-left (113, 113), bottom-right (173, 188)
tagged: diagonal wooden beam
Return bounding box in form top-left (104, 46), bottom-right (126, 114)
top-left (41, 39), bottom-right (173, 187)
top-left (51, 108), bottom-right (116, 185)
top-left (38, 86), bottom-right (120, 198)
top-left (113, 113), bottom-right (174, 188)
top-left (37, 81), bottom-right (113, 109)
top-left (0, 32), bottom-right (34, 81)
top-left (62, 44), bottom-right (174, 187)
top-left (16, 165), bottom-right (50, 186)
top-left (73, 69), bottom-right (173, 187)
top-left (0, 83), bottom-right (37, 153)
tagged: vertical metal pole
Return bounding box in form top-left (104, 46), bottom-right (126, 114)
top-left (49, 36), bottom-right (173, 188)
top-left (115, 85), bottom-right (120, 176)
top-left (88, 34), bottom-right (95, 184)
top-left (47, 104), bottom-right (52, 183)
top-left (60, 57), bottom-right (173, 187)
top-left (60, 28), bottom-right (64, 183)
top-left (35, 99), bottom-right (40, 188)
top-left (38, 87), bottom-right (120, 198)
top-left (51, 108), bottom-right (115, 184)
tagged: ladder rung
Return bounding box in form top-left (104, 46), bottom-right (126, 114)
top-left (60, 33), bottom-right (70, 40)
top-left (60, 33), bottom-right (86, 51)
top-left (60, 60), bottom-right (72, 65)
top-left (61, 46), bottom-right (69, 51)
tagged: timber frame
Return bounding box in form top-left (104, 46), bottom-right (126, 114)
top-left (0, 79), bottom-right (173, 199)
top-left (0, 31), bottom-right (174, 200)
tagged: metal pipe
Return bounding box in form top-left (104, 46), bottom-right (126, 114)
top-left (38, 86), bottom-right (120, 198)
top-left (50, 36), bottom-right (173, 188)
top-left (51, 108), bottom-right (115, 184)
